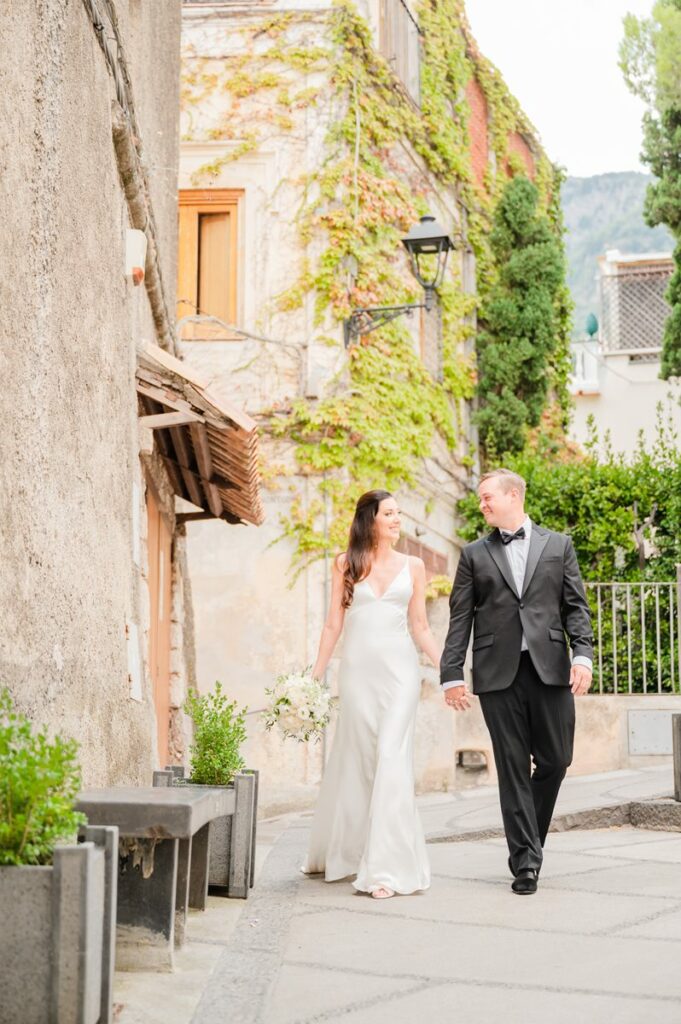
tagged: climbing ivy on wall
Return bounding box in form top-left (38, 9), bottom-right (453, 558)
top-left (181, 0), bottom-right (569, 567)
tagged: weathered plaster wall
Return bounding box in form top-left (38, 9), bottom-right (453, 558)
top-left (0, 0), bottom-right (181, 784)
top-left (169, 527), bottom-right (198, 762)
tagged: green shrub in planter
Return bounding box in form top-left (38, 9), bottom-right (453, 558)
top-left (184, 682), bottom-right (247, 786)
top-left (0, 688), bottom-right (85, 865)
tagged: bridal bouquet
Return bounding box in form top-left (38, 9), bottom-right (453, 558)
top-left (262, 669), bottom-right (335, 743)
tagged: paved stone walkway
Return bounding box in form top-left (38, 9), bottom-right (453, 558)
top-left (113, 767), bottom-right (680, 1024)
top-left (194, 822), bottom-right (681, 1024)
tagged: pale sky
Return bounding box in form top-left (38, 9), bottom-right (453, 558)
top-left (464, 0), bottom-right (655, 177)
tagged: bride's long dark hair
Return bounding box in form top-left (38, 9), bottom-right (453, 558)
top-left (341, 489), bottom-right (393, 609)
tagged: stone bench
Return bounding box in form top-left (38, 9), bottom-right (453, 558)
top-left (76, 784), bottom-right (234, 971)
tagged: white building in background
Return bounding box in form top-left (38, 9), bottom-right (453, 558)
top-left (569, 250), bottom-right (681, 455)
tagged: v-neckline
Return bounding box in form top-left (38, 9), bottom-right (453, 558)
top-left (364, 557), bottom-right (408, 601)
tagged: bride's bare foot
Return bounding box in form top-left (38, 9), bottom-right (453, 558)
top-left (371, 887), bottom-right (395, 899)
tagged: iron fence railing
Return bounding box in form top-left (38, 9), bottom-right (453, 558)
top-left (585, 581), bottom-right (680, 695)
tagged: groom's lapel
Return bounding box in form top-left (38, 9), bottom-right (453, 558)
top-left (521, 527), bottom-right (550, 597)
top-left (484, 532), bottom-right (519, 596)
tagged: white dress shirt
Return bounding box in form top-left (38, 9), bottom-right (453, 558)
top-left (443, 517), bottom-right (592, 691)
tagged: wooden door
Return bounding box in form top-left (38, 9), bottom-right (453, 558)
top-left (147, 487), bottom-right (172, 766)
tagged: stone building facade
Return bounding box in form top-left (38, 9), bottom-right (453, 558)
top-left (178, 0), bottom-right (548, 811)
top-left (0, 0), bottom-right (262, 784)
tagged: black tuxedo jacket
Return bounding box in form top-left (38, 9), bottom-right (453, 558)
top-left (440, 525), bottom-right (594, 693)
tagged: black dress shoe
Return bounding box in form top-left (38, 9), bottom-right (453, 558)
top-left (509, 856), bottom-right (542, 878)
top-left (511, 869), bottom-right (538, 895)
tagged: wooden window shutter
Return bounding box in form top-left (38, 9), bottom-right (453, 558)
top-left (378, 0), bottom-right (421, 105)
top-left (177, 189), bottom-right (242, 339)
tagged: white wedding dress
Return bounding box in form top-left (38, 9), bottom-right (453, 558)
top-left (302, 557), bottom-right (431, 895)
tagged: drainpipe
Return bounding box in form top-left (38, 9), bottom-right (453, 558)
top-left (111, 101), bottom-right (177, 355)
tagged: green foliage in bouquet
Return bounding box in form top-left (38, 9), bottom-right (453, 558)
top-left (184, 682), bottom-right (247, 786)
top-left (0, 689), bottom-right (86, 866)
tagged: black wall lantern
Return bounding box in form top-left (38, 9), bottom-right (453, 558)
top-left (343, 214), bottom-right (454, 348)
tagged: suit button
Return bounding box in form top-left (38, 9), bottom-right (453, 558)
top-left (519, 602), bottom-right (525, 608)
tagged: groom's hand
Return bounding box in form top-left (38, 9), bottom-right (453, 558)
top-left (570, 664), bottom-right (592, 696)
top-left (444, 685), bottom-right (471, 711)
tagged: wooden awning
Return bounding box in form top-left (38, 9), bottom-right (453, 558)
top-left (136, 342), bottom-right (264, 526)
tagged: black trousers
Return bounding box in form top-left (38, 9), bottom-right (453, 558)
top-left (479, 651), bottom-right (575, 873)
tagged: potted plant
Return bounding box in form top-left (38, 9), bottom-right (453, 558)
top-left (182, 682), bottom-right (258, 898)
top-left (184, 681), bottom-right (247, 786)
top-left (0, 688), bottom-right (117, 1023)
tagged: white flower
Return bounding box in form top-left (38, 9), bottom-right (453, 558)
top-left (261, 668), bottom-right (336, 742)
top-left (288, 686), bottom-right (305, 708)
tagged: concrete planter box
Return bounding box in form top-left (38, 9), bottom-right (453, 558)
top-left (0, 825), bottom-right (118, 1024)
top-left (162, 767), bottom-right (258, 899)
top-left (208, 771), bottom-right (258, 896)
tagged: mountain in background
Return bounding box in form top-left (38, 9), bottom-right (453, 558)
top-left (561, 172), bottom-right (674, 337)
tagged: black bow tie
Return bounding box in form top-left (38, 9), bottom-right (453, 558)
top-left (500, 526), bottom-right (526, 545)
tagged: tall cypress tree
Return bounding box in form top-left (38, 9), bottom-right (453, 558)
top-left (475, 175), bottom-right (568, 458)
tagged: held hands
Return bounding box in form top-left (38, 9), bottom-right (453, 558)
top-left (444, 668), bottom-right (592, 705)
top-left (444, 684), bottom-right (472, 711)
top-left (570, 664), bottom-right (592, 696)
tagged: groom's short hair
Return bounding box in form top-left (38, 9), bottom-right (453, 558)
top-left (479, 468), bottom-right (526, 500)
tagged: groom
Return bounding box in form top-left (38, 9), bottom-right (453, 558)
top-left (440, 469), bottom-right (593, 895)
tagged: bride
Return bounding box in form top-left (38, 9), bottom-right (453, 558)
top-left (302, 489), bottom-right (442, 899)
